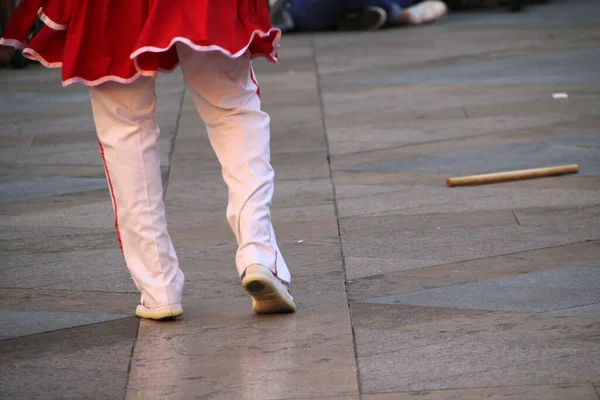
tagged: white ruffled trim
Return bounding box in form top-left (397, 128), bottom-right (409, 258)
top-left (21, 28), bottom-right (281, 87)
top-left (22, 48), bottom-right (62, 68)
top-left (37, 7), bottom-right (68, 31)
top-left (130, 28), bottom-right (281, 63)
top-left (62, 70), bottom-right (157, 87)
top-left (0, 37), bottom-right (24, 49)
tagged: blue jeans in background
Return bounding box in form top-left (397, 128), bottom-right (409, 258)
top-left (287, 0), bottom-right (415, 31)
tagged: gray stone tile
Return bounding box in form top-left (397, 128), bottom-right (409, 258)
top-left (355, 327), bottom-right (600, 392)
top-left (515, 205), bottom-right (600, 226)
top-left (0, 310), bottom-right (128, 339)
top-left (350, 301), bottom-right (600, 392)
top-left (0, 199), bottom-right (115, 229)
top-left (0, 177), bottom-right (107, 203)
top-left (329, 120), bottom-right (600, 171)
top-left (127, 308), bottom-right (358, 399)
top-left (322, 84), bottom-right (596, 119)
top-left (346, 241), bottom-right (600, 301)
top-left (271, 151), bottom-right (331, 180)
top-left (0, 288), bottom-right (138, 315)
top-left (342, 220), bottom-right (600, 280)
top-left (0, 232), bottom-right (115, 255)
top-left (0, 89), bottom-right (91, 117)
top-left (363, 264), bottom-right (600, 316)
top-left (34, 269), bottom-right (138, 293)
top-left (544, 303), bottom-right (600, 318)
top-left (335, 185), bottom-right (600, 218)
top-left (326, 114), bottom-right (587, 156)
top-left (0, 224), bottom-right (109, 240)
top-left (351, 302), bottom-right (600, 356)
top-left (0, 318), bottom-right (137, 399)
top-left (340, 209), bottom-right (517, 236)
top-left (347, 132), bottom-right (600, 176)
top-left (362, 384), bottom-right (600, 400)
top-left (333, 48), bottom-right (600, 86)
top-left (0, 134), bottom-right (34, 147)
top-left (0, 248), bottom-right (131, 290)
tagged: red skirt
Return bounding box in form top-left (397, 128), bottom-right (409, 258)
top-left (0, 0), bottom-right (280, 86)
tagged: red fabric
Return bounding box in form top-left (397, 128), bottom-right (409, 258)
top-left (0, 0), bottom-right (47, 47)
top-left (0, 0), bottom-right (280, 86)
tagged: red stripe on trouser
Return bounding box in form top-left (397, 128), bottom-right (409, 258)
top-left (98, 141), bottom-right (123, 251)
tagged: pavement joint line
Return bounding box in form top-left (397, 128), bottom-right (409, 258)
top-left (336, 188), bottom-right (546, 220)
top-left (536, 301), bottom-right (600, 315)
top-left (512, 210), bottom-right (521, 225)
top-left (311, 33), bottom-right (362, 397)
top-left (327, 122), bottom-right (583, 159)
top-left (371, 349), bottom-right (600, 394)
top-left (364, 382), bottom-right (600, 397)
top-left (123, 315), bottom-right (140, 399)
top-left (347, 239), bottom-right (600, 283)
top-left (0, 315), bottom-right (135, 343)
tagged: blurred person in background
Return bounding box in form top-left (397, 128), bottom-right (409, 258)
top-left (0, 0), bottom-right (40, 67)
top-left (0, 0), bottom-right (16, 65)
top-left (270, 0), bottom-right (448, 32)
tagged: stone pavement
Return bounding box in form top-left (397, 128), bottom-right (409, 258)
top-left (1, 0), bottom-right (599, 398)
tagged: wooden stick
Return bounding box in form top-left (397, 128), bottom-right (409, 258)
top-left (446, 164), bottom-right (579, 187)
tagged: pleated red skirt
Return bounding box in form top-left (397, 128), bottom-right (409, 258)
top-left (0, 0), bottom-right (280, 86)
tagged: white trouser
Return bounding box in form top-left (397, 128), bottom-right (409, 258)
top-left (89, 46), bottom-right (290, 309)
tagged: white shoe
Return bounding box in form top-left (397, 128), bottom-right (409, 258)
top-left (403, 1), bottom-right (448, 25)
top-left (242, 264), bottom-right (296, 314)
top-left (135, 303), bottom-right (183, 320)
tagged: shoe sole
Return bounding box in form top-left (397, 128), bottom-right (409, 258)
top-left (242, 272), bottom-right (296, 314)
top-left (135, 306), bottom-right (183, 320)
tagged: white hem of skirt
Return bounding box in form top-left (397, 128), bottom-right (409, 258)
top-left (17, 28), bottom-right (281, 87)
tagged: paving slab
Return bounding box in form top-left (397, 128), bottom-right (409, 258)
top-left (336, 185), bottom-right (600, 218)
top-left (325, 114), bottom-right (584, 156)
top-left (362, 384), bottom-right (600, 400)
top-left (342, 221), bottom-right (600, 279)
top-left (0, 318), bottom-right (138, 399)
top-left (362, 264), bottom-right (600, 316)
top-left (346, 132), bottom-right (600, 176)
top-left (0, 177), bottom-right (107, 203)
top-left (338, 48), bottom-right (600, 86)
top-left (0, 309), bottom-right (129, 339)
top-left (347, 240), bottom-right (600, 301)
top-left (1, 248), bottom-right (131, 289)
top-left (351, 302), bottom-right (600, 393)
top-left (0, 288), bottom-right (139, 315)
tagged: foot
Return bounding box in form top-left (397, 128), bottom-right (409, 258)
top-left (401, 1), bottom-right (448, 25)
top-left (135, 303), bottom-right (183, 320)
top-left (337, 6), bottom-right (387, 31)
top-left (242, 264), bottom-right (296, 314)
